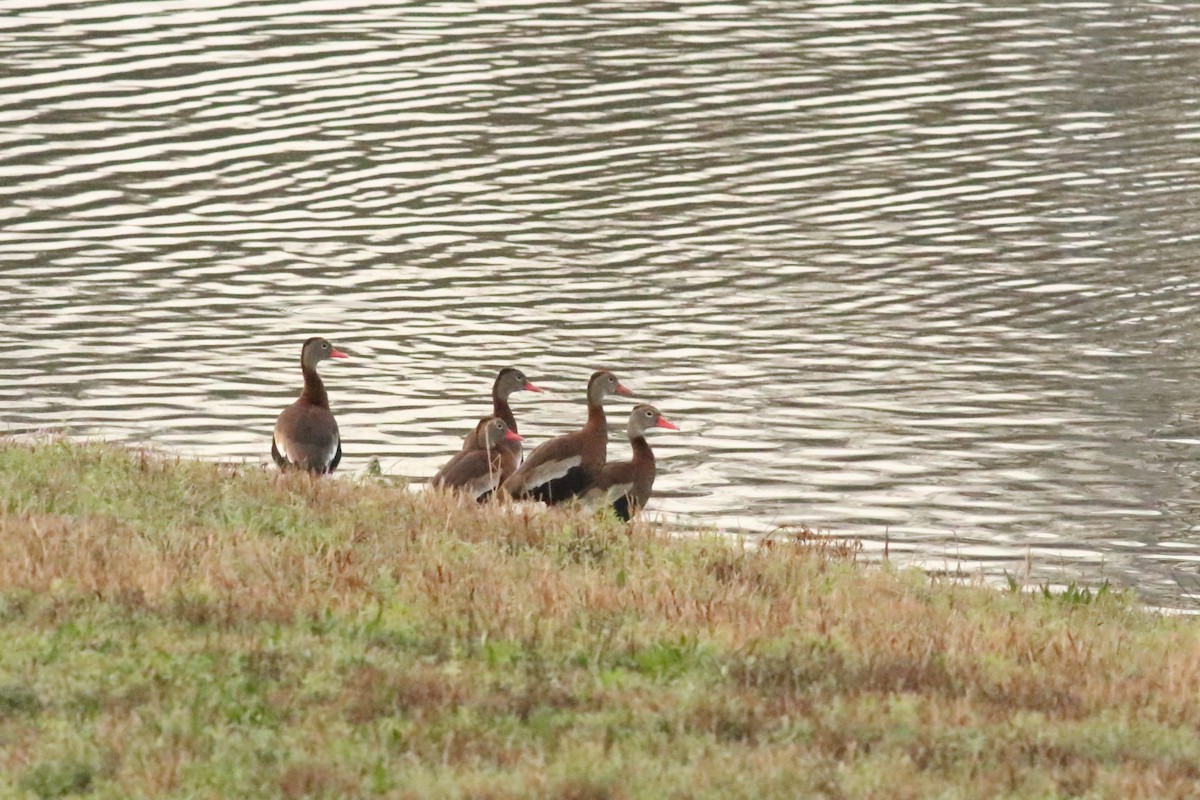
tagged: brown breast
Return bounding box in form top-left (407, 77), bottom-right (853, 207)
top-left (500, 401), bottom-right (608, 502)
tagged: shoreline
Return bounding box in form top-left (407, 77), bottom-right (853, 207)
top-left (1, 439), bottom-right (1198, 798)
top-left (5, 430), bottom-right (1171, 611)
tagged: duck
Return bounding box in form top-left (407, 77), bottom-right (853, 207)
top-left (585, 404), bottom-right (677, 521)
top-left (500, 370), bottom-right (631, 504)
top-left (490, 367), bottom-right (542, 437)
top-left (271, 336), bottom-right (347, 474)
top-left (453, 368), bottom-right (543, 500)
top-left (431, 416), bottom-right (524, 500)
top-left (459, 367), bottom-right (542, 455)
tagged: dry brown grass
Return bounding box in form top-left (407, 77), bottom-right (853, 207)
top-left (0, 439), bottom-right (1197, 799)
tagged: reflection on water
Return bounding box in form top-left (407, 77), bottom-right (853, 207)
top-left (4, 1), bottom-right (1200, 604)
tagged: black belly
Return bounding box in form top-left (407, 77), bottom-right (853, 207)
top-left (611, 494), bottom-right (633, 522)
top-left (527, 466), bottom-right (593, 505)
top-left (271, 440), bottom-right (287, 470)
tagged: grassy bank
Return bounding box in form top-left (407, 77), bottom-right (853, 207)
top-left (0, 440), bottom-right (1197, 799)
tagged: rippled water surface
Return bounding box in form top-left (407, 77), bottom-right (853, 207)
top-left (5, 0), bottom-right (1200, 603)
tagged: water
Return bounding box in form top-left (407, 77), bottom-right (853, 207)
top-left (4, 0), bottom-right (1200, 604)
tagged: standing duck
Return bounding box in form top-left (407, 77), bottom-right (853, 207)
top-left (500, 370), bottom-right (631, 504)
top-left (271, 336), bottom-right (347, 474)
top-left (455, 368), bottom-right (543, 500)
top-left (586, 404), bottom-right (677, 521)
top-left (459, 367), bottom-right (542, 455)
top-left (431, 416), bottom-right (524, 500)
top-left (490, 367), bottom-right (543, 437)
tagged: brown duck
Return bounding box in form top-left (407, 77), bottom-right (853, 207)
top-left (491, 367), bottom-right (542, 433)
top-left (585, 404), bottom-right (677, 521)
top-left (271, 337), bottom-right (347, 474)
top-left (500, 370), bottom-right (631, 504)
top-left (432, 416), bottom-right (524, 500)
top-left (458, 367), bottom-right (542, 456)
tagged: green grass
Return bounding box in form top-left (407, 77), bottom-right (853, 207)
top-left (0, 439), bottom-right (1198, 798)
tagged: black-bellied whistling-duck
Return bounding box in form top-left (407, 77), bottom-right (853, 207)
top-left (271, 336), bottom-right (347, 474)
top-left (456, 368), bottom-right (543, 500)
top-left (491, 367), bottom-right (542, 435)
top-left (432, 416), bottom-right (524, 500)
top-left (460, 367), bottom-right (542, 456)
top-left (586, 404), bottom-right (677, 521)
top-left (500, 370), bottom-right (631, 504)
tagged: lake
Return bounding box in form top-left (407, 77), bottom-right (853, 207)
top-left (4, 0), bottom-right (1200, 605)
